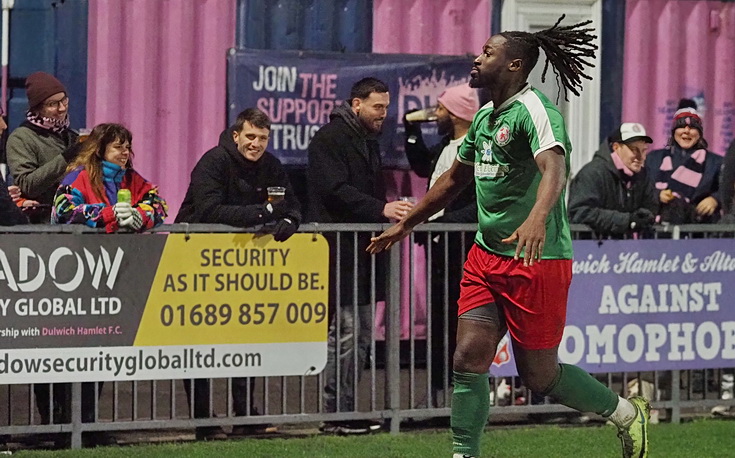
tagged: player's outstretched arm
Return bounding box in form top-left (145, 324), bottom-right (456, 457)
top-left (501, 146), bottom-right (566, 265)
top-left (366, 222), bottom-right (412, 253)
top-left (367, 160), bottom-right (474, 254)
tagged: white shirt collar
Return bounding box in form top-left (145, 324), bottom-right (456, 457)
top-left (495, 83), bottom-right (532, 113)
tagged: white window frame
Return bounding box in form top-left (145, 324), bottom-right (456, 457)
top-left (501, 0), bottom-right (602, 178)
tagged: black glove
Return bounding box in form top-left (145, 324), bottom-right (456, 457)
top-left (629, 208), bottom-right (655, 231)
top-left (263, 200), bottom-right (289, 223)
top-left (272, 217), bottom-right (298, 242)
top-left (62, 141), bottom-right (83, 163)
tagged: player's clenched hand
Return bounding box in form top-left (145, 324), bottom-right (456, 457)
top-left (501, 216), bottom-right (546, 266)
top-left (367, 222), bottom-right (412, 254)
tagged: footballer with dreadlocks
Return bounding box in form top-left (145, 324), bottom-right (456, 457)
top-left (368, 16), bottom-right (650, 458)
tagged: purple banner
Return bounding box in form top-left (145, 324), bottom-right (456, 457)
top-left (491, 239), bottom-right (735, 376)
top-left (227, 49), bottom-right (472, 167)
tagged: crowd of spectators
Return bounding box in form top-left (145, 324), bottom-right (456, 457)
top-left (2, 68), bottom-right (735, 449)
top-left (569, 98), bottom-right (734, 239)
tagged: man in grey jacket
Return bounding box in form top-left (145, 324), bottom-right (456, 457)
top-left (7, 72), bottom-right (79, 223)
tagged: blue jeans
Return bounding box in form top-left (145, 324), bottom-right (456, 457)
top-left (323, 305), bottom-right (373, 413)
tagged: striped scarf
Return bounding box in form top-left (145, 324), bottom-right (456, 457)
top-left (25, 110), bottom-right (70, 134)
top-left (654, 145), bottom-right (706, 202)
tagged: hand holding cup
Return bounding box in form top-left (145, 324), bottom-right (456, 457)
top-left (383, 199), bottom-right (414, 220)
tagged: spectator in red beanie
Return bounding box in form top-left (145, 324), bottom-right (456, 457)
top-left (6, 71), bottom-right (81, 223)
top-left (645, 98), bottom-right (723, 224)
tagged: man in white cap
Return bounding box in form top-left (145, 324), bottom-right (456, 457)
top-left (403, 83), bottom-right (480, 404)
top-left (568, 122), bottom-right (658, 238)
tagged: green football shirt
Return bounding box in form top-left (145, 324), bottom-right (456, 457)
top-left (456, 84), bottom-right (573, 260)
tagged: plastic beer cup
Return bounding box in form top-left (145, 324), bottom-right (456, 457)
top-left (267, 186), bottom-right (285, 203)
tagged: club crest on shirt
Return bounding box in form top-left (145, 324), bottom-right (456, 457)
top-left (495, 125), bottom-right (511, 146)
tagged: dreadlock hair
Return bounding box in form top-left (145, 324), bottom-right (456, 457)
top-left (500, 15), bottom-right (597, 101)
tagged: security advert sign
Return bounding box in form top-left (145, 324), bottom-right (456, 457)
top-left (0, 233), bottom-right (329, 383)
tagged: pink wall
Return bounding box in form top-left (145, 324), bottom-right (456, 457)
top-left (373, 0), bottom-right (492, 55)
top-left (623, 0), bottom-right (735, 155)
top-left (87, 0), bottom-right (236, 219)
top-left (86, 0), bottom-right (492, 219)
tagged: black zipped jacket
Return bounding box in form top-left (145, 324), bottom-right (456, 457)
top-left (176, 127), bottom-right (301, 226)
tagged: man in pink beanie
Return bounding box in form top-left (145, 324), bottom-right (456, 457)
top-left (403, 83), bottom-right (480, 406)
top-left (404, 83), bottom-right (480, 220)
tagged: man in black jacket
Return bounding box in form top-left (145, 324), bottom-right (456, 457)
top-left (403, 83), bottom-right (479, 404)
top-left (307, 77), bottom-right (412, 435)
top-left (568, 123), bottom-right (657, 238)
top-left (0, 173), bottom-right (27, 226)
top-left (177, 108), bottom-right (300, 439)
top-left (177, 108), bottom-right (300, 233)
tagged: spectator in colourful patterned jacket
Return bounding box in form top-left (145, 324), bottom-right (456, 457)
top-left (52, 123), bottom-right (167, 231)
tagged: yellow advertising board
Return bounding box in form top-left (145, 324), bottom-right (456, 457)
top-left (0, 233), bottom-right (329, 383)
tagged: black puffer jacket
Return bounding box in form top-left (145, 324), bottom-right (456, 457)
top-left (568, 142), bottom-right (657, 237)
top-left (0, 179), bottom-right (27, 226)
top-left (176, 127), bottom-right (301, 226)
top-left (720, 139), bottom-right (735, 218)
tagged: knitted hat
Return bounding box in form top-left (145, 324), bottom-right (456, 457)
top-left (437, 84), bottom-right (479, 122)
top-left (671, 98), bottom-right (703, 136)
top-left (25, 71), bottom-right (66, 110)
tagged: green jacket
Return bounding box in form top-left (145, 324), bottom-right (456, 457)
top-left (6, 122), bottom-right (78, 205)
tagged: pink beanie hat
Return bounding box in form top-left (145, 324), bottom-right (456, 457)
top-left (437, 83), bottom-right (479, 122)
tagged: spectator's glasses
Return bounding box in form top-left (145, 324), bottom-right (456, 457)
top-left (43, 96), bottom-right (69, 110)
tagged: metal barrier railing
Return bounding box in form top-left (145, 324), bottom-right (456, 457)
top-left (0, 222), bottom-right (734, 449)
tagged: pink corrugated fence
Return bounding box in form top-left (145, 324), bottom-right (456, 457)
top-left (373, 0), bottom-right (492, 55)
top-left (87, 0), bottom-right (236, 218)
top-left (623, 0), bottom-right (735, 155)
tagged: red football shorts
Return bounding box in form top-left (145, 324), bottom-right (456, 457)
top-left (457, 244), bottom-right (573, 350)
